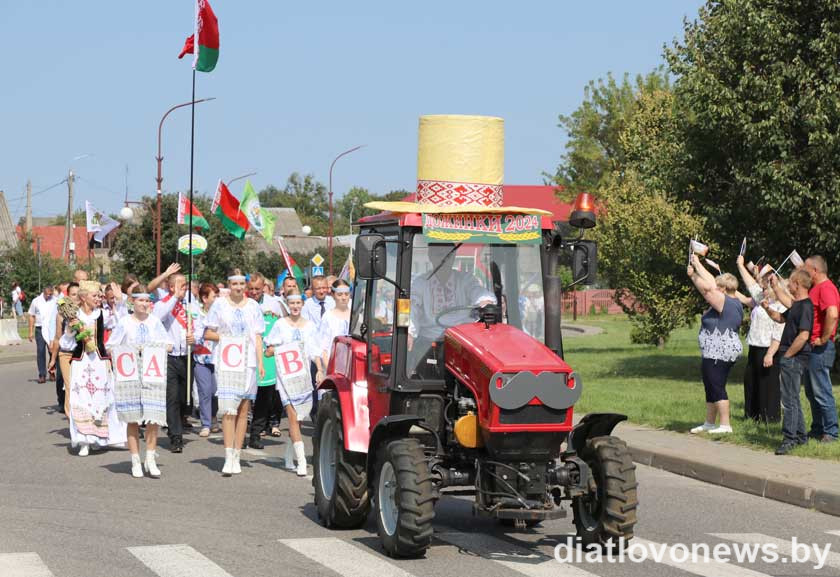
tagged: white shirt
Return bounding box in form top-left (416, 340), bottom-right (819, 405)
top-left (265, 317), bottom-right (322, 363)
top-left (59, 308), bottom-right (100, 352)
top-left (409, 269), bottom-right (496, 341)
top-left (204, 297), bottom-right (266, 368)
top-left (153, 293), bottom-right (190, 356)
top-left (106, 314), bottom-right (172, 350)
top-left (746, 285), bottom-right (786, 347)
top-left (302, 295), bottom-right (335, 330)
top-left (11, 287), bottom-right (21, 304)
top-left (29, 294), bottom-right (58, 341)
top-left (319, 309), bottom-right (350, 359)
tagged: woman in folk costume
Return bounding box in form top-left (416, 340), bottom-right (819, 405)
top-left (62, 280), bottom-right (127, 456)
top-left (106, 287), bottom-right (173, 478)
top-left (203, 270), bottom-right (265, 476)
top-left (265, 289), bottom-right (326, 476)
top-left (319, 279), bottom-right (351, 368)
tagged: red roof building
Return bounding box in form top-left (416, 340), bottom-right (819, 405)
top-left (17, 225), bottom-right (97, 263)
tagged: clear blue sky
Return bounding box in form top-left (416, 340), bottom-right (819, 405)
top-left (1, 0), bottom-right (705, 222)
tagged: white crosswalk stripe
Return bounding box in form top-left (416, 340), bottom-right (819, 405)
top-left (826, 530), bottom-right (840, 538)
top-left (712, 533), bottom-right (840, 569)
top-left (127, 544), bottom-right (234, 577)
top-left (437, 532), bottom-right (598, 577)
top-left (279, 537), bottom-right (415, 577)
top-left (632, 538), bottom-right (773, 577)
top-left (0, 553), bottom-right (54, 577)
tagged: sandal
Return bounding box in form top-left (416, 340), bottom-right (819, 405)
top-left (271, 426), bottom-right (281, 437)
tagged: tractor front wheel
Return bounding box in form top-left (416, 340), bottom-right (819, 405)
top-left (374, 438), bottom-right (436, 558)
top-left (572, 435), bottom-right (638, 548)
top-left (313, 390), bottom-right (370, 528)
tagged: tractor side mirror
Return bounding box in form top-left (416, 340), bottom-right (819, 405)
top-left (355, 233), bottom-right (387, 280)
top-left (572, 240), bottom-right (598, 285)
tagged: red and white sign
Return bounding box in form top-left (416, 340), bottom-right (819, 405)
top-left (273, 343), bottom-right (307, 379)
top-left (113, 346), bottom-right (139, 383)
top-left (219, 336), bottom-right (247, 374)
top-left (141, 345), bottom-right (167, 385)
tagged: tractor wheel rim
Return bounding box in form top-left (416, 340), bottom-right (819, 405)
top-left (378, 461), bottom-right (398, 536)
top-left (319, 419), bottom-right (336, 499)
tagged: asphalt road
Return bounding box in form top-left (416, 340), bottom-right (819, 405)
top-left (2, 359), bottom-right (840, 577)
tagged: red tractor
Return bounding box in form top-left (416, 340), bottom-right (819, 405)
top-left (313, 196), bottom-right (638, 558)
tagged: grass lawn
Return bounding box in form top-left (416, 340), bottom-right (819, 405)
top-left (564, 315), bottom-right (840, 461)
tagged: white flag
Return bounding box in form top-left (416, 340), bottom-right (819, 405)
top-left (85, 201), bottom-right (119, 243)
top-left (789, 250), bottom-right (804, 268)
top-left (690, 240), bottom-right (709, 256)
top-left (759, 263), bottom-right (775, 277)
top-left (705, 258), bottom-right (721, 274)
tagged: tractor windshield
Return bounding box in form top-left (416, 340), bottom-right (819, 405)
top-left (407, 234), bottom-right (545, 379)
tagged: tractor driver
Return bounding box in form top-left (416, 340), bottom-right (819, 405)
top-left (407, 243), bottom-right (495, 376)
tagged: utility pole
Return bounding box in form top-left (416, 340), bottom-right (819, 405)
top-left (24, 180), bottom-right (32, 234)
top-left (62, 170), bottom-right (74, 261)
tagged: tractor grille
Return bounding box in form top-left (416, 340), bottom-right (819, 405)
top-left (498, 405), bottom-right (567, 425)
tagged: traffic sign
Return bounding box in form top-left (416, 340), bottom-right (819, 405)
top-left (312, 265), bottom-right (324, 276)
top-left (311, 253), bottom-right (325, 266)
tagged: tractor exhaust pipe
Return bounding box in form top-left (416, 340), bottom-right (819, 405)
top-left (544, 232), bottom-right (564, 358)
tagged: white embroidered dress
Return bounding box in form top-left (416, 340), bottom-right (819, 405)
top-left (265, 318), bottom-right (321, 417)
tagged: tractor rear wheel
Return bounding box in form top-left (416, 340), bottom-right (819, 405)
top-left (313, 390), bottom-right (370, 528)
top-left (374, 438), bottom-right (436, 558)
top-left (572, 435), bottom-right (638, 548)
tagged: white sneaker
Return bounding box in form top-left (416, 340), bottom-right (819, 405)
top-left (232, 449), bottom-right (242, 475)
top-left (78, 443), bottom-right (89, 457)
top-left (708, 425), bottom-right (733, 434)
top-left (690, 423), bottom-right (715, 434)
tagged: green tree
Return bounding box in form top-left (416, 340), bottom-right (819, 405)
top-left (549, 70), bottom-right (670, 196)
top-left (49, 209), bottom-right (86, 226)
top-left (0, 236), bottom-right (72, 303)
top-left (666, 0), bottom-right (840, 273)
top-left (110, 193), bottom-right (253, 283)
top-left (259, 173), bottom-right (330, 236)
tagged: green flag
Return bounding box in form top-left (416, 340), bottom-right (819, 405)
top-left (240, 180), bottom-right (275, 242)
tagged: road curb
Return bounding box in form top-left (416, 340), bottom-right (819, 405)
top-left (627, 442), bottom-right (840, 516)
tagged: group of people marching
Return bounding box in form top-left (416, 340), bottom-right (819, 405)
top-left (687, 252), bottom-right (839, 455)
top-left (30, 265), bottom-right (351, 479)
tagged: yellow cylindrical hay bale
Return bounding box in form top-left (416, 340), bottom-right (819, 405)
top-left (417, 115), bottom-right (504, 186)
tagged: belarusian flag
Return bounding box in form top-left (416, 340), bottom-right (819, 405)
top-left (277, 237), bottom-right (305, 282)
top-left (177, 0), bottom-right (219, 72)
top-left (177, 192), bottom-right (209, 230)
top-left (212, 180), bottom-right (249, 239)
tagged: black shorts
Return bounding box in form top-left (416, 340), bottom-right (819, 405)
top-left (701, 357), bottom-right (734, 403)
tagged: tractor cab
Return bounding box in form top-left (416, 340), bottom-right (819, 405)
top-left (352, 207), bottom-right (597, 389)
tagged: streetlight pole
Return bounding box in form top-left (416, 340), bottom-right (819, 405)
top-left (156, 97), bottom-right (215, 276)
top-left (349, 199), bottom-right (357, 235)
top-left (225, 171), bottom-right (257, 187)
top-left (328, 144), bottom-right (365, 275)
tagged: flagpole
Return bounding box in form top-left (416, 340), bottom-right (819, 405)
top-left (186, 67), bottom-right (196, 407)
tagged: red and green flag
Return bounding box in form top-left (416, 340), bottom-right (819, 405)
top-left (177, 0), bottom-right (219, 72)
top-left (177, 192), bottom-right (209, 230)
top-left (211, 180), bottom-right (249, 239)
top-left (277, 237), bottom-right (305, 282)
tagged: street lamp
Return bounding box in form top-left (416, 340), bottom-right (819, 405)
top-left (328, 144), bottom-right (365, 274)
top-left (226, 171), bottom-right (257, 187)
top-left (155, 97), bottom-right (216, 276)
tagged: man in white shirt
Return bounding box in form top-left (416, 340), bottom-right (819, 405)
top-left (301, 275), bottom-right (335, 330)
top-left (153, 271), bottom-right (194, 453)
top-left (28, 286), bottom-right (56, 383)
top-left (277, 275), bottom-right (299, 317)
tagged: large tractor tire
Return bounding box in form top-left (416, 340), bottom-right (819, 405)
top-left (374, 438), bottom-right (437, 558)
top-left (572, 435), bottom-right (638, 548)
top-left (313, 390), bottom-right (370, 528)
